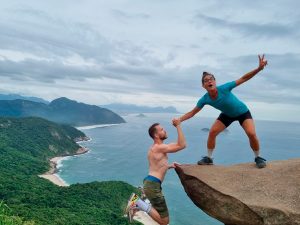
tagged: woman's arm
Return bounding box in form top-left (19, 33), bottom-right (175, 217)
top-left (235, 54), bottom-right (268, 86)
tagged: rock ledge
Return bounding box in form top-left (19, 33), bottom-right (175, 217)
top-left (175, 159), bottom-right (300, 225)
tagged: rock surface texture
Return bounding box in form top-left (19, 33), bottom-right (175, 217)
top-left (175, 159), bottom-right (300, 225)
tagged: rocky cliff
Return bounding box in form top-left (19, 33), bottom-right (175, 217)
top-left (175, 159), bottom-right (300, 225)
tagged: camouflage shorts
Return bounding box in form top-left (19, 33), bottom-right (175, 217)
top-left (143, 179), bottom-right (169, 218)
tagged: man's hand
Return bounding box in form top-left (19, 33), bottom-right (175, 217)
top-left (258, 54), bottom-right (268, 70)
top-left (168, 162), bottom-right (181, 169)
top-left (172, 118), bottom-right (181, 127)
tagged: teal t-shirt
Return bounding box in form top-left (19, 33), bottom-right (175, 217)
top-left (196, 81), bottom-right (248, 117)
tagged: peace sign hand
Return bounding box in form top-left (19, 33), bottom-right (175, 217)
top-left (258, 54), bottom-right (268, 70)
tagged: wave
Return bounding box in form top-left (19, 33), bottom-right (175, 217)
top-left (56, 156), bottom-right (72, 169)
top-left (76, 124), bottom-right (120, 130)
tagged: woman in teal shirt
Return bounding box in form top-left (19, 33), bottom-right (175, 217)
top-left (174, 55), bottom-right (268, 168)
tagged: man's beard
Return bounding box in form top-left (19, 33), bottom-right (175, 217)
top-left (160, 135), bottom-right (167, 140)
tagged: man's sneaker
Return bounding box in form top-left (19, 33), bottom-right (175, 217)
top-left (255, 156), bottom-right (267, 168)
top-left (197, 156), bottom-right (213, 165)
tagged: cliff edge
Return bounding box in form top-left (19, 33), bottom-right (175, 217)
top-left (175, 158), bottom-right (300, 225)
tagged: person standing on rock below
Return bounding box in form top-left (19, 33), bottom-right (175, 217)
top-left (173, 54), bottom-right (268, 168)
top-left (125, 120), bottom-right (186, 225)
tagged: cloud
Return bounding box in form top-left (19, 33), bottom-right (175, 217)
top-left (0, 1), bottom-right (299, 122)
top-left (193, 13), bottom-right (299, 39)
top-left (0, 7), bottom-right (113, 62)
top-left (0, 7), bottom-right (170, 83)
top-left (211, 53), bottom-right (300, 105)
top-left (111, 9), bottom-right (150, 21)
top-left (0, 58), bottom-right (95, 82)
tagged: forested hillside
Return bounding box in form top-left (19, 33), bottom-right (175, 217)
top-left (0, 117), bottom-right (140, 225)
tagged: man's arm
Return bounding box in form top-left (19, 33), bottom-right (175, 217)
top-left (235, 54), bottom-right (268, 86)
top-left (160, 121), bottom-right (186, 153)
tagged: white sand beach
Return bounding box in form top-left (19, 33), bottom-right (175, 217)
top-left (76, 124), bottom-right (119, 130)
top-left (38, 147), bottom-right (88, 187)
top-left (38, 174), bottom-right (68, 187)
top-left (38, 156), bottom-right (69, 186)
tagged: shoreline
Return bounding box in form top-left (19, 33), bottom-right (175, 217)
top-left (38, 146), bottom-right (89, 187)
top-left (76, 123), bottom-right (120, 130)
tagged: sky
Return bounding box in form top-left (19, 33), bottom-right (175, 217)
top-left (0, 0), bottom-right (300, 122)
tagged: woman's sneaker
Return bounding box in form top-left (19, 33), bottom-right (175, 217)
top-left (197, 156), bottom-right (213, 165)
top-left (255, 156), bottom-right (267, 168)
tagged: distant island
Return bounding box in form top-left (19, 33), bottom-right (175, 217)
top-left (100, 103), bottom-right (179, 114)
top-left (136, 113), bottom-right (146, 118)
top-left (0, 97), bottom-right (125, 126)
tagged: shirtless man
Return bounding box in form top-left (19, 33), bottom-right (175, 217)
top-left (125, 119), bottom-right (186, 225)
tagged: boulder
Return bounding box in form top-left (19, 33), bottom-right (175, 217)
top-left (175, 159), bottom-right (300, 225)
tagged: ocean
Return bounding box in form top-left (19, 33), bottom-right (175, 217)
top-left (57, 113), bottom-right (300, 225)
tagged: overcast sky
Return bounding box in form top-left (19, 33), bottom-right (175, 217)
top-left (0, 0), bottom-right (300, 122)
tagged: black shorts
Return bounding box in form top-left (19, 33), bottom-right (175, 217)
top-left (217, 110), bottom-right (252, 127)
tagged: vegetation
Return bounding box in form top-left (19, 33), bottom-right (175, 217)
top-left (0, 117), bottom-right (140, 225)
top-left (0, 201), bottom-right (34, 225)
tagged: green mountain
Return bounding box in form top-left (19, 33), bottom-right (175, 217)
top-left (0, 97), bottom-right (125, 126)
top-left (0, 117), bottom-right (140, 225)
top-left (0, 93), bottom-right (49, 104)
